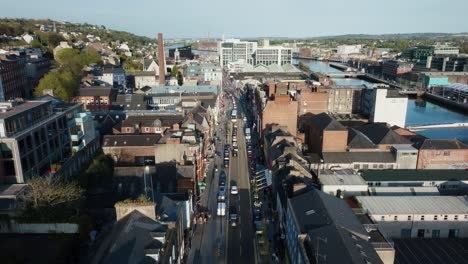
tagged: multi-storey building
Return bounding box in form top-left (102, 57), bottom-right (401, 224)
top-left (382, 60), bottom-right (413, 80)
top-left (361, 88), bottom-right (408, 128)
top-left (0, 55), bottom-right (29, 102)
top-left (73, 86), bottom-right (118, 111)
top-left (219, 39), bottom-right (292, 66)
top-left (0, 100), bottom-right (95, 183)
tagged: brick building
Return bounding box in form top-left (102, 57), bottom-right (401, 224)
top-left (112, 115), bottom-right (184, 135)
top-left (382, 60), bottom-right (413, 80)
top-left (297, 87), bottom-right (329, 115)
top-left (73, 86), bottom-right (117, 111)
top-left (262, 94), bottom-right (298, 136)
top-left (302, 113), bottom-right (348, 154)
top-left (0, 55), bottom-right (29, 101)
top-left (102, 134), bottom-right (161, 165)
top-left (416, 139), bottom-right (468, 169)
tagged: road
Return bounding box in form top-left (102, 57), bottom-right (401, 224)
top-left (225, 93), bottom-right (256, 264)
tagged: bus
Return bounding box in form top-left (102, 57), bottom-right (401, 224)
top-left (231, 109), bottom-right (237, 122)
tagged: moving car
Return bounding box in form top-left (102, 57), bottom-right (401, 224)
top-left (218, 186), bottom-right (226, 201)
top-left (229, 206), bottom-right (238, 226)
top-left (231, 185), bottom-right (238, 195)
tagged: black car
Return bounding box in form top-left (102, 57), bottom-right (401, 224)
top-left (229, 206), bottom-right (238, 227)
top-left (253, 208), bottom-right (261, 221)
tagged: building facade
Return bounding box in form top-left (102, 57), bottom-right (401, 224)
top-left (0, 55), bottom-right (29, 101)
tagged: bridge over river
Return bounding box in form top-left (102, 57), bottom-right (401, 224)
top-left (406, 122), bottom-right (468, 131)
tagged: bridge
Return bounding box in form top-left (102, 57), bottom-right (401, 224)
top-left (324, 72), bottom-right (365, 78)
top-left (406, 122), bottom-right (468, 131)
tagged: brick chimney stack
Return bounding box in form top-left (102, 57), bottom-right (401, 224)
top-left (158, 33), bottom-right (166, 85)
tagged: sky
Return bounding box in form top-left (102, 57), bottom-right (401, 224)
top-left (1, 0), bottom-right (468, 39)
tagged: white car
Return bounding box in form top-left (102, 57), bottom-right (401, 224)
top-left (231, 185), bottom-right (238, 195)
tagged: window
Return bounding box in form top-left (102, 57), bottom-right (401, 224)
top-left (454, 215), bottom-right (458, 221)
top-left (145, 127), bottom-right (150, 132)
top-left (378, 164), bottom-right (384, 169)
top-left (443, 151), bottom-right (450, 156)
top-left (444, 215), bottom-right (448, 220)
top-left (394, 216), bottom-right (398, 221)
top-left (407, 216), bottom-right (412, 221)
top-left (448, 229), bottom-right (459, 238)
top-left (421, 216), bottom-right (425, 221)
top-left (434, 215), bottom-right (438, 220)
top-left (464, 215), bottom-right (468, 220)
top-left (432, 230), bottom-right (440, 238)
top-left (372, 164), bottom-right (378, 169)
top-left (363, 164), bottom-right (369, 169)
top-left (354, 164), bottom-right (360, 169)
top-left (381, 216), bottom-right (385, 221)
top-left (126, 128), bottom-right (131, 133)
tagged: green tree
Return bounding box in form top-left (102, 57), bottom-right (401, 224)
top-left (171, 65), bottom-right (179, 77)
top-left (34, 69), bottom-right (79, 101)
top-left (80, 153), bottom-right (114, 189)
top-left (177, 72), bottom-right (184, 86)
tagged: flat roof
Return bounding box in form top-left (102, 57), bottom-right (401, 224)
top-left (394, 239), bottom-right (468, 264)
top-left (0, 101), bottom-right (48, 120)
top-left (318, 169), bottom-right (367, 185)
top-left (361, 170), bottom-right (468, 182)
top-left (356, 196), bottom-right (468, 215)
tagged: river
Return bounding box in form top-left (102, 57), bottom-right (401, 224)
top-left (296, 59), bottom-right (468, 143)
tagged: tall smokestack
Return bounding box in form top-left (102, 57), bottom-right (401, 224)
top-left (158, 33), bottom-right (166, 85)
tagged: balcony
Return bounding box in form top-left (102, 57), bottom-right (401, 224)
top-left (71, 131), bottom-right (84, 141)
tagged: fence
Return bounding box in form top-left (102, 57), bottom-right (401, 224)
top-left (0, 220), bottom-right (79, 233)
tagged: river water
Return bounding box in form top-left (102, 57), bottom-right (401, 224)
top-left (296, 59), bottom-right (468, 143)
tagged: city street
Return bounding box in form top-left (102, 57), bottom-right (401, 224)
top-left (226, 114), bottom-right (255, 264)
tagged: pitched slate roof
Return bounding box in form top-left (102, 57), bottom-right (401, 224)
top-left (419, 139), bottom-right (468, 150)
top-left (347, 128), bottom-right (377, 149)
top-left (76, 86), bottom-right (116, 97)
top-left (311, 113), bottom-right (347, 131)
top-left (356, 123), bottom-right (411, 145)
top-left (120, 115), bottom-right (184, 128)
top-left (289, 189), bottom-right (383, 264)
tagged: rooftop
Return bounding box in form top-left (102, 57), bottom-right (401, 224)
top-left (76, 86), bottom-right (116, 97)
top-left (356, 123), bottom-right (411, 145)
top-left (360, 169), bottom-right (468, 182)
top-left (368, 186), bottom-right (440, 196)
top-left (318, 169), bottom-right (367, 186)
top-left (357, 196), bottom-right (468, 215)
top-left (322, 152), bottom-right (395, 164)
top-left (0, 101), bottom-right (48, 120)
top-left (419, 139), bottom-right (468, 150)
top-left (103, 134), bottom-right (161, 147)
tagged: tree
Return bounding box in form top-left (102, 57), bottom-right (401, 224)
top-left (177, 72), bottom-right (184, 86)
top-left (35, 69), bottom-right (79, 101)
top-left (80, 153), bottom-right (114, 189)
top-left (20, 175), bottom-right (83, 222)
top-left (171, 65), bottom-right (179, 77)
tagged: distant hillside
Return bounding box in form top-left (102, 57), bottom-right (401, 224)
top-left (0, 18), bottom-right (155, 47)
top-left (308, 33), bottom-right (468, 40)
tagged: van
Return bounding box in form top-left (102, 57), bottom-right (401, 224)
top-left (217, 202), bottom-right (226, 216)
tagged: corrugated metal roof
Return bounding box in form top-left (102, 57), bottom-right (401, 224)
top-left (357, 196), bottom-right (468, 215)
top-left (368, 186), bottom-right (440, 196)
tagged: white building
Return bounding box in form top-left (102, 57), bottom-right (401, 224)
top-left (337, 45), bottom-right (362, 56)
top-left (318, 169), bottom-right (368, 198)
top-left (433, 44), bottom-right (459, 56)
top-left (21, 33), bottom-right (36, 44)
top-left (143, 58), bottom-right (159, 72)
top-left (219, 38), bottom-right (292, 66)
top-left (362, 88), bottom-right (408, 128)
top-left (357, 196), bottom-right (468, 239)
top-left (133, 72), bottom-right (158, 88)
top-left (200, 63), bottom-right (222, 84)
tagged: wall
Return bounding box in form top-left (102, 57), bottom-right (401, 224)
top-left (372, 89), bottom-right (408, 128)
top-left (103, 145), bottom-right (155, 165)
top-left (322, 130), bottom-right (348, 152)
top-left (115, 204), bottom-right (156, 221)
top-left (417, 149), bottom-right (468, 169)
top-left (262, 95), bottom-right (298, 136)
top-left (298, 89), bottom-right (328, 115)
top-left (370, 216), bottom-right (468, 239)
top-left (322, 184), bottom-right (368, 198)
top-left (0, 221), bottom-right (79, 233)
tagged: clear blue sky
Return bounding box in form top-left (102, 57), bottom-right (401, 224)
top-left (1, 0), bottom-right (467, 39)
